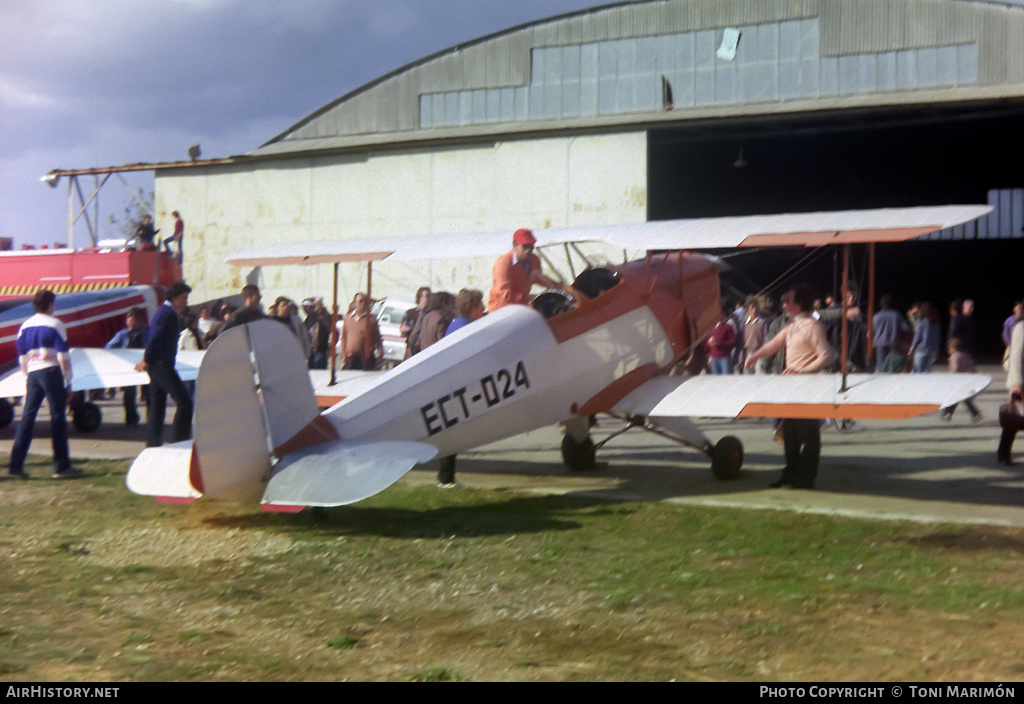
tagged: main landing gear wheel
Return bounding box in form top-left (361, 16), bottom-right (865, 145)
top-left (71, 401), bottom-right (102, 433)
top-left (711, 436), bottom-right (744, 481)
top-left (0, 398), bottom-right (13, 429)
top-left (561, 434), bottom-right (597, 473)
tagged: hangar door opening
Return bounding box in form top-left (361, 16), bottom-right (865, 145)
top-left (646, 105), bottom-right (1024, 359)
top-left (648, 107), bottom-right (1023, 217)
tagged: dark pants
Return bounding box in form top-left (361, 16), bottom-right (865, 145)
top-left (164, 238), bottom-right (183, 264)
top-left (998, 428), bottom-right (1017, 460)
top-left (146, 360), bottom-right (193, 448)
top-left (997, 405), bottom-right (1024, 461)
top-left (309, 352), bottom-right (328, 370)
top-left (438, 455), bottom-right (457, 485)
top-left (781, 418), bottom-right (821, 488)
top-left (122, 385), bottom-right (144, 425)
top-left (10, 367), bottom-right (70, 475)
top-left (875, 345), bottom-right (891, 372)
top-left (343, 354), bottom-right (376, 371)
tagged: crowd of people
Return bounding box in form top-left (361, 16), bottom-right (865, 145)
top-left (699, 291), bottom-right (997, 385)
top-left (175, 286), bottom-right (335, 369)
top-left (702, 287), bottom-right (1024, 486)
top-left (7, 228), bottom-right (1023, 491)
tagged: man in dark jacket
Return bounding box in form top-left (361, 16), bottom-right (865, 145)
top-left (135, 282), bottom-right (192, 447)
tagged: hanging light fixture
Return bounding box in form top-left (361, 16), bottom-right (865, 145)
top-left (733, 147), bottom-right (748, 169)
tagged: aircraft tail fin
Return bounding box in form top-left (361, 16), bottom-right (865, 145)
top-left (127, 320), bottom-right (437, 509)
top-left (191, 320), bottom-right (320, 503)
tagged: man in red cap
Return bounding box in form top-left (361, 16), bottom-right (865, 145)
top-left (488, 228), bottom-right (560, 312)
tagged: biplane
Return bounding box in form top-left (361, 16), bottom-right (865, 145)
top-left (126, 205), bottom-right (993, 510)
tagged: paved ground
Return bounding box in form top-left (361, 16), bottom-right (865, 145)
top-left (3, 365), bottom-right (1023, 527)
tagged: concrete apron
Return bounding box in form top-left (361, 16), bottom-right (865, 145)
top-left (3, 365), bottom-right (1022, 527)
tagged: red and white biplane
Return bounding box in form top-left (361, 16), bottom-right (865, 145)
top-left (126, 205), bottom-right (993, 510)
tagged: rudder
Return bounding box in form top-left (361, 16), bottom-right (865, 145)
top-left (193, 320), bottom-right (320, 502)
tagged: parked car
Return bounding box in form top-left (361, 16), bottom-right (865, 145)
top-left (372, 298), bottom-right (414, 368)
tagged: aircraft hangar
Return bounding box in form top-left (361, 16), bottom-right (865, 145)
top-left (158, 0), bottom-right (1024, 356)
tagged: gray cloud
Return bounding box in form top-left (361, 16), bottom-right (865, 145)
top-left (2, 0), bottom-right (599, 246)
top-left (7, 0), bottom-right (1018, 246)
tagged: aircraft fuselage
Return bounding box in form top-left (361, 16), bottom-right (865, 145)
top-left (324, 252), bottom-right (721, 457)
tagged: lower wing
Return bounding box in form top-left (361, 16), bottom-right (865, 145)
top-left (0, 348), bottom-right (204, 398)
top-left (613, 373), bottom-right (992, 421)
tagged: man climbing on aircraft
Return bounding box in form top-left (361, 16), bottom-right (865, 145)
top-left (488, 228), bottom-right (561, 312)
top-left (744, 286), bottom-right (834, 490)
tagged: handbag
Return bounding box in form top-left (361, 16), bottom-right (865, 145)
top-left (998, 398), bottom-right (1024, 431)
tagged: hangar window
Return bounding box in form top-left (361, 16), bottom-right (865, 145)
top-left (418, 18), bottom-right (978, 130)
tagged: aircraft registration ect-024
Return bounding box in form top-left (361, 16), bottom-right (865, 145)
top-left (127, 205), bottom-right (993, 511)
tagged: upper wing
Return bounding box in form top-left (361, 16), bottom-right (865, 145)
top-left (613, 373), bottom-right (992, 421)
top-left (225, 205), bottom-right (992, 266)
top-left (0, 348), bottom-right (204, 398)
top-left (581, 205), bottom-right (993, 251)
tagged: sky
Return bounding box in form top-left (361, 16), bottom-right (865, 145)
top-left (3, 0), bottom-right (1021, 249)
top-left (0, 0), bottom-right (603, 248)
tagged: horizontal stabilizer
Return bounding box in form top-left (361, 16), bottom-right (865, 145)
top-left (614, 373), bottom-right (992, 421)
top-left (262, 440), bottom-right (438, 508)
top-left (126, 441), bottom-right (201, 503)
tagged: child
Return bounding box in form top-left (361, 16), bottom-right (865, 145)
top-left (940, 337), bottom-right (982, 422)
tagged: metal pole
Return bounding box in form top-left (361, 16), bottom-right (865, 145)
top-left (840, 244), bottom-right (850, 392)
top-left (72, 177), bottom-right (96, 246)
top-left (67, 176), bottom-right (75, 248)
top-left (866, 243), bottom-right (876, 368)
top-left (329, 262), bottom-right (339, 386)
top-left (93, 175), bottom-right (100, 249)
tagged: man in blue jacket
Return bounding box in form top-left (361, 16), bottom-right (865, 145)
top-left (105, 306), bottom-right (150, 426)
top-left (135, 282), bottom-right (192, 447)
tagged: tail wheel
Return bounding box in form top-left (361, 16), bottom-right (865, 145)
top-left (711, 436), bottom-right (743, 480)
top-left (0, 398), bottom-right (13, 428)
top-left (71, 401), bottom-right (102, 433)
top-left (561, 434), bottom-right (597, 473)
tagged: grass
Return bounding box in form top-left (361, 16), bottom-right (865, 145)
top-left (1, 455), bottom-right (1023, 681)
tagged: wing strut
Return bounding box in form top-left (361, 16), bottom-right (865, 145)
top-left (840, 242), bottom-right (850, 392)
top-left (330, 262), bottom-right (340, 385)
top-left (866, 242), bottom-right (876, 366)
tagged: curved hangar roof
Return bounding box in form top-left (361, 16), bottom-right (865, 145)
top-left (255, 0), bottom-right (1024, 158)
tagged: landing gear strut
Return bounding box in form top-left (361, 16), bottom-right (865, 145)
top-left (560, 414), bottom-right (745, 480)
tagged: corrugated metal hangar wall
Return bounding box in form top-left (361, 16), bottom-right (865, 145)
top-left (157, 0), bottom-right (1024, 355)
